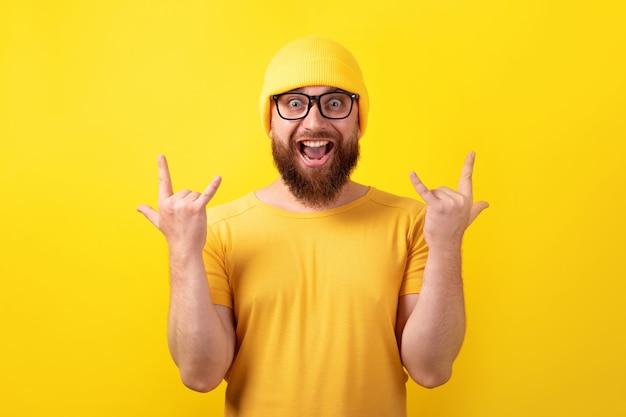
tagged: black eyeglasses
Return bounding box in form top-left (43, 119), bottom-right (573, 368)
top-left (272, 91), bottom-right (358, 121)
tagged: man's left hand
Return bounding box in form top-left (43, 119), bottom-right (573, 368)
top-left (410, 152), bottom-right (489, 248)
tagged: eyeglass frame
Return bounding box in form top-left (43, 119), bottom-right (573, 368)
top-left (271, 91), bottom-right (359, 121)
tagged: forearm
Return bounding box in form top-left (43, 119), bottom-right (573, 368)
top-left (167, 249), bottom-right (234, 392)
top-left (401, 244), bottom-right (466, 388)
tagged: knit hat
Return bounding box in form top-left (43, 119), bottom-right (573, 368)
top-left (259, 36), bottom-right (369, 137)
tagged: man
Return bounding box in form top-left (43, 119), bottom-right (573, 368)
top-left (138, 36), bottom-right (488, 417)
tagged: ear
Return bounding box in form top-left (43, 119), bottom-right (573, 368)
top-left (356, 113), bottom-right (363, 140)
top-left (268, 113), bottom-right (275, 139)
top-left (265, 100), bottom-right (277, 138)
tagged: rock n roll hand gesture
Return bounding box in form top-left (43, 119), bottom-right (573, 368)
top-left (409, 152), bottom-right (489, 248)
top-left (137, 155), bottom-right (222, 254)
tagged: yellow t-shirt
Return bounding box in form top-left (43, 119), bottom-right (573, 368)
top-left (203, 187), bottom-right (428, 417)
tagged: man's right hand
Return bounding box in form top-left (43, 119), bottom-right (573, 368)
top-left (137, 155), bottom-right (222, 253)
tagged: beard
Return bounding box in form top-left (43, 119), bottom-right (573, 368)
top-left (271, 127), bottom-right (360, 209)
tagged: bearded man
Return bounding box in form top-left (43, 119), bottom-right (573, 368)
top-left (138, 36), bottom-right (488, 417)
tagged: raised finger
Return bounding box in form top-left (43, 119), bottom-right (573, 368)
top-left (157, 154), bottom-right (174, 201)
top-left (196, 175), bottom-right (222, 207)
top-left (457, 152), bottom-right (476, 198)
top-left (409, 172), bottom-right (435, 203)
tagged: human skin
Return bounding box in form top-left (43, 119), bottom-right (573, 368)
top-left (137, 159), bottom-right (235, 392)
top-left (398, 151), bottom-right (488, 387)
top-left (137, 85), bottom-right (488, 391)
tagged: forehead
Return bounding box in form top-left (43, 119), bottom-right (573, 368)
top-left (283, 85), bottom-right (347, 95)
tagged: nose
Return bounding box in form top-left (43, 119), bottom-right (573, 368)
top-left (301, 99), bottom-right (329, 131)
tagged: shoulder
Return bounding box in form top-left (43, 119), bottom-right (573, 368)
top-left (206, 193), bottom-right (258, 226)
top-left (366, 188), bottom-right (426, 214)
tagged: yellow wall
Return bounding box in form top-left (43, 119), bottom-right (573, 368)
top-left (1, 1), bottom-right (625, 416)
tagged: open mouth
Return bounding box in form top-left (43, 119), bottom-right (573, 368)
top-left (298, 140), bottom-right (334, 161)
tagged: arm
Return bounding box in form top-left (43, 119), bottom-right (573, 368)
top-left (397, 152), bottom-right (488, 388)
top-left (167, 245), bottom-right (236, 392)
top-left (396, 249), bottom-right (465, 388)
top-left (137, 155), bottom-right (236, 392)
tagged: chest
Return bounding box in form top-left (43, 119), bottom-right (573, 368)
top-left (224, 216), bottom-right (410, 321)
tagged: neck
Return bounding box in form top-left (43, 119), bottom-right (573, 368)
top-left (255, 178), bottom-right (369, 213)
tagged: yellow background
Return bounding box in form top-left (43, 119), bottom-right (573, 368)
top-left (1, 0), bottom-right (625, 416)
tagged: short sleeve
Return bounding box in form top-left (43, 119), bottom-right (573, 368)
top-left (202, 224), bottom-right (234, 308)
top-left (399, 205), bottom-right (429, 295)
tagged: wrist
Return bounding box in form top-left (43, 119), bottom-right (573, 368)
top-left (425, 236), bottom-right (463, 254)
top-left (168, 244), bottom-right (204, 267)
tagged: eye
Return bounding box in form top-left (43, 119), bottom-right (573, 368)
top-left (286, 97), bottom-right (305, 108)
top-left (328, 98), bottom-right (342, 108)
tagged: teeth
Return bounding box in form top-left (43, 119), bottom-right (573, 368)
top-left (301, 140), bottom-right (329, 148)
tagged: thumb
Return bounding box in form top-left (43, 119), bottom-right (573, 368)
top-left (137, 204), bottom-right (160, 229)
top-left (469, 201), bottom-right (489, 225)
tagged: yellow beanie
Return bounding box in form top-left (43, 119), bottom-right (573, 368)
top-left (259, 36), bottom-right (369, 137)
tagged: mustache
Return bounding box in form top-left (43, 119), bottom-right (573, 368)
top-left (291, 130), bottom-right (342, 142)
